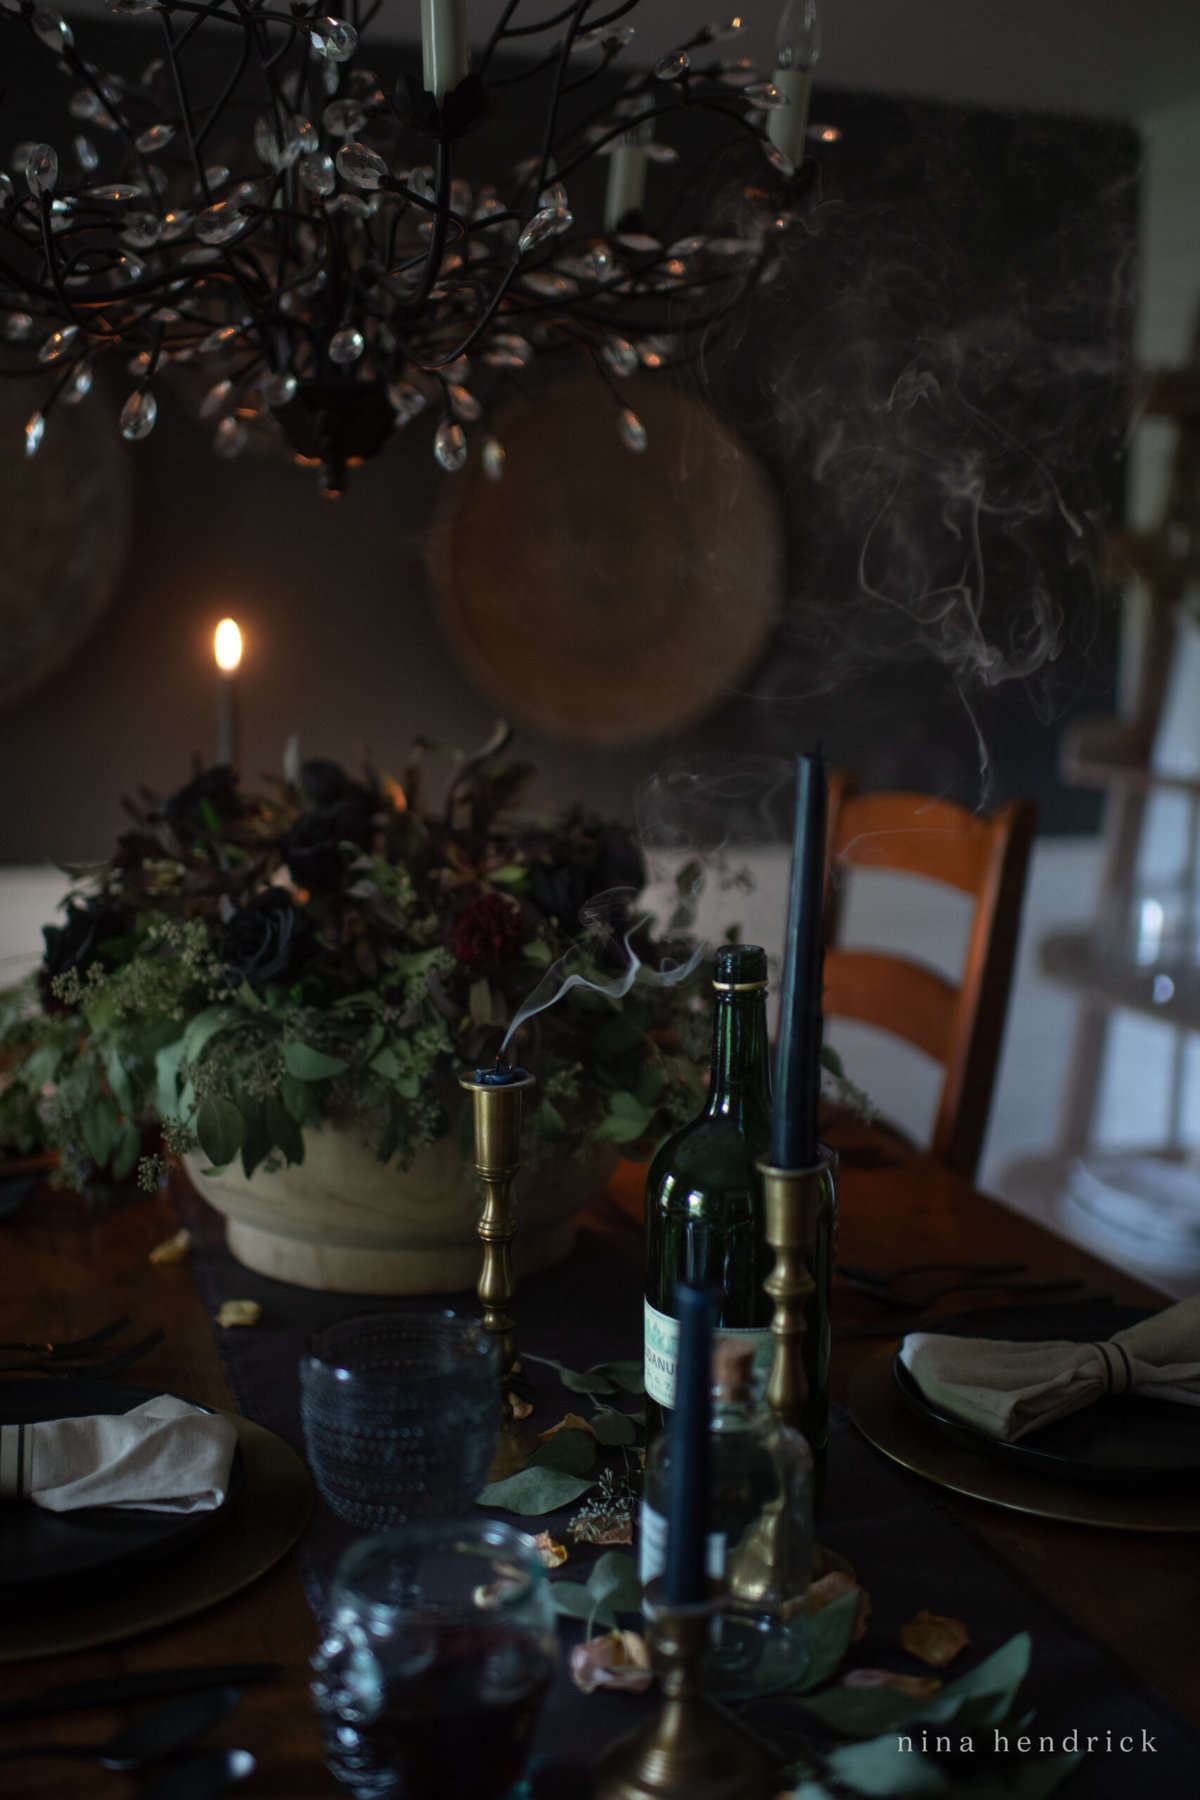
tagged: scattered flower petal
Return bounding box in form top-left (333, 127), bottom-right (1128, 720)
top-left (842, 1669), bottom-right (943, 1698)
top-left (570, 1630), bottom-right (653, 1694)
top-left (900, 1610), bottom-right (970, 1667)
top-left (808, 1570), bottom-right (871, 1642)
top-left (508, 1391), bottom-right (534, 1420)
top-left (216, 1298), bottom-right (262, 1328)
top-left (149, 1227), bottom-right (192, 1265)
top-left (539, 1412), bottom-right (597, 1442)
top-left (533, 1530), bottom-right (568, 1569)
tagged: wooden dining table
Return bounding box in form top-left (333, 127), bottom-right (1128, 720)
top-left (1, 1141), bottom-right (1196, 1797)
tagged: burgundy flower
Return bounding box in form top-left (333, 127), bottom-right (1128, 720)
top-left (450, 893), bottom-right (525, 969)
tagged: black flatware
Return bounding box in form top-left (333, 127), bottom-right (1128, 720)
top-left (141, 1748), bottom-right (257, 1799)
top-left (0, 1664), bottom-right (281, 1724)
top-left (0, 1685), bottom-right (242, 1768)
top-left (0, 1316), bottom-right (130, 1358)
top-left (0, 1326), bottom-right (165, 1378)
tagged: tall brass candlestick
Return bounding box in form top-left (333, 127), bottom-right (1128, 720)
top-left (757, 1151), bottom-right (837, 1511)
top-left (594, 1584), bottom-right (776, 1800)
top-left (460, 1063), bottom-right (536, 1481)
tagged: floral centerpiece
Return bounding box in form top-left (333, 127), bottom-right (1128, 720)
top-left (0, 730), bottom-right (712, 1285)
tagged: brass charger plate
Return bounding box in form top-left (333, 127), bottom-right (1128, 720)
top-left (847, 1345), bottom-right (1200, 1533)
top-left (0, 1412), bottom-right (313, 1661)
top-left (432, 375), bottom-right (782, 745)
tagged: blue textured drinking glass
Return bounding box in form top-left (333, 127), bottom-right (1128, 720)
top-left (301, 1312), bottom-right (500, 1528)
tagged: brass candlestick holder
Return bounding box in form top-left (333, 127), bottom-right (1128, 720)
top-left (459, 1063), bottom-right (537, 1483)
top-left (593, 1583), bottom-right (777, 1800)
top-left (757, 1150), bottom-right (837, 1508)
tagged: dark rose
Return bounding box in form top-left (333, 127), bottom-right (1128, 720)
top-left (450, 893), bottom-right (526, 969)
top-left (527, 821), bottom-right (646, 928)
top-left (161, 766), bottom-right (241, 841)
top-left (284, 760), bottom-right (377, 891)
top-left (40, 899), bottom-right (126, 1009)
top-left (222, 889), bottom-right (313, 988)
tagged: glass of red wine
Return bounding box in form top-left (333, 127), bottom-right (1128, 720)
top-left (311, 1518), bottom-right (559, 1800)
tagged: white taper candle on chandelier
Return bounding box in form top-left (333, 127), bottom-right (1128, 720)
top-left (604, 132), bottom-right (649, 233)
top-left (214, 616), bottom-right (242, 769)
top-left (421, 0), bottom-right (470, 102)
top-left (767, 0), bottom-right (821, 166)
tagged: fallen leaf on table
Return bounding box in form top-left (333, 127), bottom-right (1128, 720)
top-left (508, 1392), bottom-right (533, 1421)
top-left (841, 1669), bottom-right (943, 1699)
top-left (148, 1228), bottom-right (191, 1265)
top-left (538, 1412), bottom-right (597, 1442)
top-left (900, 1610), bottom-right (970, 1667)
top-left (215, 1299), bottom-right (262, 1328)
top-left (808, 1571), bottom-right (871, 1643)
top-left (570, 1630), bottom-right (653, 1694)
top-left (533, 1531), bottom-right (568, 1569)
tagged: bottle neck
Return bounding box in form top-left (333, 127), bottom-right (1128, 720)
top-left (705, 986), bottom-right (772, 1123)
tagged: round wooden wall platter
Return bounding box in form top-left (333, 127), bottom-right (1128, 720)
top-left (0, 378), bottom-right (132, 713)
top-left (433, 376), bottom-right (782, 745)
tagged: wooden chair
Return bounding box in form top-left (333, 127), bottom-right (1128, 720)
top-left (822, 774), bottom-right (1036, 1183)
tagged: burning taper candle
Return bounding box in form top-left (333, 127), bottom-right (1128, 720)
top-left (771, 751), bottom-right (828, 1169)
top-left (421, 0), bottom-right (470, 102)
top-left (213, 617), bottom-right (242, 769)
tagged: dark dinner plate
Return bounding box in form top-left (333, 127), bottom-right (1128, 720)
top-left (891, 1302), bottom-right (1200, 1492)
top-left (0, 1381), bottom-right (241, 1585)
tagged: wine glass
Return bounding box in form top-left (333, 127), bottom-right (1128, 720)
top-left (310, 1519), bottom-right (558, 1800)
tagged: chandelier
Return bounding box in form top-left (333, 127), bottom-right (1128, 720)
top-left (0, 0), bottom-right (825, 494)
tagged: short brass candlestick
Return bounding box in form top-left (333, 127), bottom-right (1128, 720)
top-left (757, 1150), bottom-right (837, 1511)
top-left (460, 1064), bottom-right (537, 1482)
top-left (593, 1583), bottom-right (776, 1800)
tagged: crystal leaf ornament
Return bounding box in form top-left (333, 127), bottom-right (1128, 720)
top-left (24, 411), bottom-right (45, 457)
top-left (336, 143), bottom-right (389, 190)
top-left (310, 17), bottom-right (358, 62)
top-left (482, 437), bottom-right (505, 481)
top-left (119, 390), bottom-right (157, 440)
top-left (25, 145), bottom-right (57, 197)
top-left (618, 407), bottom-right (647, 452)
top-left (0, 0), bottom-right (820, 488)
top-left (434, 419), bottom-right (467, 471)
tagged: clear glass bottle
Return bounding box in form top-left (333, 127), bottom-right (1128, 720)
top-left (639, 1339), bottom-right (814, 1697)
top-left (643, 943), bottom-right (774, 1435)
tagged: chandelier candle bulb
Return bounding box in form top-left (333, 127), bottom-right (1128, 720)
top-left (771, 752), bottom-right (828, 1170)
top-left (213, 617), bottom-right (242, 769)
top-left (603, 135), bottom-right (649, 233)
top-left (421, 0), bottom-right (470, 103)
top-left (767, 0), bottom-right (821, 166)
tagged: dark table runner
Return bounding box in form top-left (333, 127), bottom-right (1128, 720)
top-left (176, 1186), bottom-right (1200, 1796)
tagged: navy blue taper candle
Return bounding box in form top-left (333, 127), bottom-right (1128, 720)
top-left (661, 1282), bottom-right (713, 1605)
top-left (771, 752), bottom-right (828, 1169)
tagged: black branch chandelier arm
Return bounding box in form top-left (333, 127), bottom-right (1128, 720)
top-left (1, 0), bottom-right (832, 489)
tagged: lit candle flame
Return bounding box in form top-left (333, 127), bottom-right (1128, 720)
top-left (214, 617), bottom-right (242, 673)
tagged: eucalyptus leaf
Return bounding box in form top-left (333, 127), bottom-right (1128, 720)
top-left (937, 1634), bottom-right (1031, 1727)
top-left (282, 1042), bottom-right (348, 1081)
top-left (103, 1047), bottom-right (134, 1118)
top-left (593, 1090), bottom-right (653, 1145)
top-left (155, 1040), bottom-right (187, 1120)
top-left (966, 1753), bottom-right (1080, 1800)
top-left (796, 1589), bottom-right (863, 1693)
top-left (195, 1094), bottom-right (244, 1167)
top-left (824, 1739), bottom-right (950, 1797)
top-left (586, 1550), bottom-right (642, 1615)
top-left (477, 1466), bottom-right (596, 1515)
top-left (530, 1429), bottom-right (596, 1476)
top-left (182, 1005), bottom-right (242, 1066)
top-left (110, 1120), bottom-right (141, 1182)
top-left (239, 1099), bottom-right (271, 1178)
top-left (371, 1046), bottom-right (401, 1080)
top-left (559, 1366), bottom-right (618, 1396)
top-left (266, 1097), bottom-right (304, 1165)
top-left (799, 1686), bottom-right (950, 1741)
top-left (537, 1098), bottom-right (567, 1139)
top-left (549, 1581), bottom-right (616, 1632)
top-left (279, 1072), bottom-right (311, 1124)
top-left (593, 1360), bottom-right (645, 1395)
top-left (80, 1095), bottom-right (118, 1168)
top-left (591, 1409), bottom-right (639, 1446)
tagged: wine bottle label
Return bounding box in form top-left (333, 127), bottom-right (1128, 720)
top-left (643, 1300), bottom-right (773, 1409)
top-left (638, 1502), bottom-right (726, 1585)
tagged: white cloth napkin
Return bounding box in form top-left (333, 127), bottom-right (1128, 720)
top-left (899, 1295), bottom-right (1200, 1442)
top-left (0, 1395), bottom-right (238, 1513)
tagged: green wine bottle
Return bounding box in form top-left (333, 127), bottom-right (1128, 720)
top-left (644, 943), bottom-right (774, 1436)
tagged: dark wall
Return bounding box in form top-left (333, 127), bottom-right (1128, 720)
top-left (0, 20), bottom-right (1137, 862)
